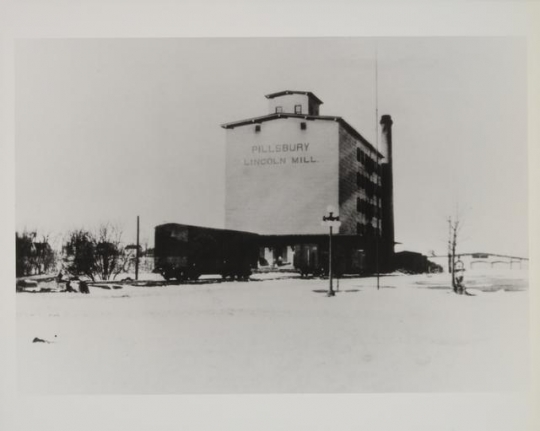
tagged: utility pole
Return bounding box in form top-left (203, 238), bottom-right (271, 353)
top-left (135, 215), bottom-right (140, 281)
top-left (374, 44), bottom-right (382, 290)
top-left (329, 225), bottom-right (334, 295)
top-left (375, 228), bottom-right (380, 290)
top-left (447, 217), bottom-right (452, 275)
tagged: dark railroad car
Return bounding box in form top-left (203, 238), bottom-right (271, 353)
top-left (154, 223), bottom-right (259, 281)
top-left (394, 251), bottom-right (443, 274)
top-left (262, 234), bottom-right (368, 277)
top-left (293, 243), bottom-right (322, 277)
top-left (293, 238), bottom-right (366, 277)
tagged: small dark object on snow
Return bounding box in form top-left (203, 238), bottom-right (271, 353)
top-left (454, 271), bottom-right (472, 295)
top-left (32, 337), bottom-right (50, 343)
top-left (64, 280), bottom-right (76, 292)
top-left (79, 280), bottom-right (90, 294)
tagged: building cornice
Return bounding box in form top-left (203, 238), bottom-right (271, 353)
top-left (221, 113), bottom-right (383, 158)
top-left (264, 90), bottom-right (323, 105)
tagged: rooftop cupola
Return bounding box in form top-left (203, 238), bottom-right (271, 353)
top-left (265, 90), bottom-right (323, 116)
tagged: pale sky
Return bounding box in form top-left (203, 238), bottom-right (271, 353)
top-left (15, 37), bottom-right (527, 256)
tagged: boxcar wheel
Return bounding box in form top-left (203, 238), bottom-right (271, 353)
top-left (175, 270), bottom-right (187, 282)
top-left (187, 271), bottom-right (200, 281)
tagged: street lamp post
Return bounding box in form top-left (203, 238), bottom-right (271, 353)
top-left (322, 205), bottom-right (341, 297)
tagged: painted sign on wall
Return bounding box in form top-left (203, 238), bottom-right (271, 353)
top-left (225, 119), bottom-right (339, 235)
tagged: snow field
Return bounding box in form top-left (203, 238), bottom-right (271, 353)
top-left (16, 271), bottom-right (529, 393)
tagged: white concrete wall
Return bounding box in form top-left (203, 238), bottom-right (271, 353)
top-left (428, 255), bottom-right (529, 272)
top-left (225, 118), bottom-right (339, 235)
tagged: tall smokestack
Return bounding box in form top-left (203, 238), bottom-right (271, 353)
top-left (380, 114), bottom-right (393, 164)
top-left (380, 115), bottom-right (395, 271)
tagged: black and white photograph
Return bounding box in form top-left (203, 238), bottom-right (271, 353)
top-left (1, 1), bottom-right (539, 431)
top-left (14, 36), bottom-right (529, 394)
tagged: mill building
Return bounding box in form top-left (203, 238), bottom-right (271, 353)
top-left (222, 90), bottom-right (395, 274)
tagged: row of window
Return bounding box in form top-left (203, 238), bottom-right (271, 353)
top-left (356, 223), bottom-right (382, 237)
top-left (365, 181), bottom-right (382, 197)
top-left (357, 197), bottom-right (382, 218)
top-left (357, 173), bottom-right (382, 197)
top-left (275, 105), bottom-right (303, 114)
top-left (357, 148), bottom-right (379, 174)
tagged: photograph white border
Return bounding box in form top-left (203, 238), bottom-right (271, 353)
top-left (1, 1), bottom-right (538, 430)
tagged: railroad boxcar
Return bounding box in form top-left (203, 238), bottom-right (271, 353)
top-left (290, 236), bottom-right (368, 277)
top-left (154, 223), bottom-right (259, 281)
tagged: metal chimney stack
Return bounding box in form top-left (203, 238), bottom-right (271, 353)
top-left (380, 114), bottom-right (395, 271)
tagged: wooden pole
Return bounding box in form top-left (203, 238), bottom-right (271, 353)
top-left (328, 225), bottom-right (334, 297)
top-left (135, 215), bottom-right (140, 281)
top-left (448, 217), bottom-right (452, 275)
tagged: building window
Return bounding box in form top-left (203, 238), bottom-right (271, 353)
top-left (300, 122), bottom-right (307, 130)
top-left (366, 180), bottom-right (374, 197)
top-left (367, 202), bottom-right (376, 219)
top-left (357, 173), bottom-right (367, 188)
top-left (357, 148), bottom-right (368, 164)
top-left (365, 224), bottom-right (374, 237)
top-left (255, 125), bottom-right (261, 132)
top-left (275, 106), bottom-right (283, 113)
top-left (294, 104), bottom-right (302, 114)
top-left (357, 149), bottom-right (366, 164)
top-left (365, 157), bottom-right (374, 174)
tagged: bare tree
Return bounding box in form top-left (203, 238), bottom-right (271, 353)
top-left (447, 215), bottom-right (469, 295)
top-left (33, 233), bottom-right (57, 275)
top-left (16, 231), bottom-right (35, 277)
top-left (93, 223), bottom-right (128, 280)
top-left (63, 229), bottom-right (97, 281)
top-left (64, 223), bottom-right (130, 281)
top-left (15, 230), bottom-right (56, 276)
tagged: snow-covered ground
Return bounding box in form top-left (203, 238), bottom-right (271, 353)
top-left (16, 269), bottom-right (529, 394)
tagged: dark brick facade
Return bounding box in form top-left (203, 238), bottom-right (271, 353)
top-left (338, 125), bottom-right (383, 238)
